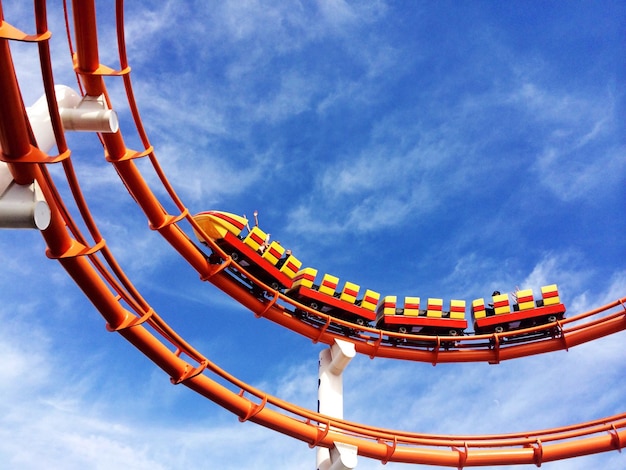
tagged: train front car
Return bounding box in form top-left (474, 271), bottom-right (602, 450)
top-left (193, 211), bottom-right (301, 291)
top-left (472, 285), bottom-right (566, 336)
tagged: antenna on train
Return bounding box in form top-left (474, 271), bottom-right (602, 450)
top-left (253, 210), bottom-right (259, 227)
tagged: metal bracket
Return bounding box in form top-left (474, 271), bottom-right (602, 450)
top-left (0, 162), bottom-right (50, 230)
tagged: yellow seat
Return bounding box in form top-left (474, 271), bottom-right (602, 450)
top-left (319, 274), bottom-right (339, 296)
top-left (493, 293), bottom-right (510, 315)
top-left (449, 299), bottom-right (466, 319)
top-left (472, 298), bottom-right (486, 319)
top-left (340, 281), bottom-right (360, 304)
top-left (516, 288), bottom-right (534, 311)
top-left (360, 289), bottom-right (380, 312)
top-left (243, 226), bottom-right (267, 252)
top-left (290, 267), bottom-right (317, 290)
top-left (541, 284), bottom-right (560, 306)
top-left (279, 254), bottom-right (302, 279)
top-left (403, 296), bottom-right (420, 317)
top-left (426, 298), bottom-right (443, 318)
top-left (377, 296), bottom-right (397, 317)
top-left (261, 241), bottom-right (284, 265)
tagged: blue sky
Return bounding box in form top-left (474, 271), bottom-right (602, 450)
top-left (1, 0), bottom-right (625, 468)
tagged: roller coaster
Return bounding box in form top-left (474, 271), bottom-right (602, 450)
top-left (193, 209), bottom-right (567, 340)
top-left (0, 1), bottom-right (625, 468)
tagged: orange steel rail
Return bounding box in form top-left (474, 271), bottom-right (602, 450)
top-left (1, 1), bottom-right (625, 466)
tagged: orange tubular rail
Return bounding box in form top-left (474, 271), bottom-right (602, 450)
top-left (0, 0), bottom-right (625, 466)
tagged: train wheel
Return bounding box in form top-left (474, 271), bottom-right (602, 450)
top-left (341, 325), bottom-right (357, 337)
top-left (398, 326), bottom-right (408, 334)
top-left (251, 286), bottom-right (265, 298)
top-left (231, 251), bottom-right (240, 261)
top-left (208, 253), bottom-right (222, 264)
top-left (310, 302), bottom-right (319, 311)
top-left (448, 329), bottom-right (459, 336)
top-left (355, 317), bottom-right (366, 327)
top-left (494, 325), bottom-right (505, 334)
top-left (547, 315), bottom-right (557, 323)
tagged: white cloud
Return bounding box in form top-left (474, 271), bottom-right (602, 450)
top-left (286, 133), bottom-right (470, 237)
top-left (251, 70), bottom-right (318, 122)
top-left (138, 140), bottom-right (263, 206)
top-left (503, 80), bottom-right (625, 202)
top-left (535, 144), bottom-right (626, 202)
top-left (519, 252), bottom-right (590, 299)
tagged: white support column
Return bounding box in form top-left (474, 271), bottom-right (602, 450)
top-left (328, 442), bottom-right (358, 470)
top-left (316, 339), bottom-right (358, 470)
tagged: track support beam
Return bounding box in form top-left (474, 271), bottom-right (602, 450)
top-left (317, 339), bottom-right (358, 470)
top-left (27, 85), bottom-right (118, 152)
top-left (0, 162), bottom-right (50, 229)
top-left (0, 85), bottom-right (117, 230)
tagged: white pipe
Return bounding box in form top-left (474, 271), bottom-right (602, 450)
top-left (26, 85), bottom-right (118, 153)
top-left (0, 162), bottom-right (51, 230)
top-left (328, 442), bottom-right (358, 470)
top-left (59, 94), bottom-right (119, 133)
top-left (27, 85), bottom-right (82, 152)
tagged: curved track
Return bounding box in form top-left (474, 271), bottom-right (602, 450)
top-left (1, 1), bottom-right (625, 466)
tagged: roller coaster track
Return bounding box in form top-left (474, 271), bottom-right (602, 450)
top-left (1, 1), bottom-right (625, 466)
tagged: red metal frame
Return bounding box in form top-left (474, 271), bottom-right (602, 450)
top-left (289, 285), bottom-right (378, 323)
top-left (474, 303), bottom-right (566, 333)
top-left (378, 313), bottom-right (467, 333)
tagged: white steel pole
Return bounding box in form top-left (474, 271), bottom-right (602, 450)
top-left (316, 339), bottom-right (358, 470)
